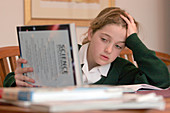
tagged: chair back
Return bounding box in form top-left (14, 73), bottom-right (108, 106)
top-left (156, 51), bottom-right (170, 66)
top-left (120, 48), bottom-right (170, 66)
top-left (0, 46), bottom-right (20, 87)
top-left (120, 48), bottom-right (134, 64)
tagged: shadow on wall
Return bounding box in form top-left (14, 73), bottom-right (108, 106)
top-left (163, 0), bottom-right (170, 54)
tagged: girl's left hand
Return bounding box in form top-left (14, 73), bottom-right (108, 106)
top-left (120, 12), bottom-right (137, 38)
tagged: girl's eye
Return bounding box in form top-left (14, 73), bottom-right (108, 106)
top-left (115, 45), bottom-right (122, 49)
top-left (101, 38), bottom-right (108, 42)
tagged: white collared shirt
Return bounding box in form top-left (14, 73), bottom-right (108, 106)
top-left (79, 43), bottom-right (111, 84)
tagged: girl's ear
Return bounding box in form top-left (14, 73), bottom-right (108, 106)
top-left (87, 28), bottom-right (93, 41)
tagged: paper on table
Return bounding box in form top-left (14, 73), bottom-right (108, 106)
top-left (115, 84), bottom-right (163, 92)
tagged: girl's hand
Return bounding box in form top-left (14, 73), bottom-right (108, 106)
top-left (14, 58), bottom-right (35, 87)
top-left (120, 12), bottom-right (137, 37)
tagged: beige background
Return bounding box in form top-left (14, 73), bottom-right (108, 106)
top-left (32, 0), bottom-right (109, 19)
top-left (0, 0), bottom-right (169, 55)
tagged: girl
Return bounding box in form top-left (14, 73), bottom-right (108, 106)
top-left (3, 7), bottom-right (170, 88)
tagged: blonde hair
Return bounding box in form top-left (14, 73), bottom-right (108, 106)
top-left (82, 7), bottom-right (139, 45)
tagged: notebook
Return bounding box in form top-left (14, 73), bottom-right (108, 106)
top-left (17, 23), bottom-right (83, 87)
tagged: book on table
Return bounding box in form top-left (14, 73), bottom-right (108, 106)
top-left (0, 84), bottom-right (166, 112)
top-left (82, 84), bottom-right (164, 93)
top-left (115, 84), bottom-right (164, 92)
top-left (17, 23), bottom-right (83, 87)
top-left (0, 92), bottom-right (165, 112)
top-left (0, 84), bottom-right (164, 102)
top-left (1, 86), bottom-right (123, 102)
top-left (30, 93), bottom-right (165, 112)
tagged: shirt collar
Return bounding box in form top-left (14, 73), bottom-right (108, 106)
top-left (98, 63), bottom-right (110, 77)
top-left (79, 43), bottom-right (110, 77)
top-left (79, 43), bottom-right (89, 65)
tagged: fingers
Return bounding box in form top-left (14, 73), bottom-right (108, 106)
top-left (16, 58), bottom-right (27, 68)
top-left (120, 12), bottom-right (135, 25)
top-left (120, 14), bottom-right (131, 25)
top-left (16, 79), bottom-right (34, 87)
top-left (15, 58), bottom-right (35, 87)
top-left (124, 12), bottom-right (135, 24)
top-left (15, 58), bottom-right (33, 75)
top-left (15, 74), bottom-right (35, 87)
top-left (120, 12), bottom-right (137, 37)
top-left (15, 67), bottom-right (33, 75)
top-left (15, 74), bottom-right (35, 83)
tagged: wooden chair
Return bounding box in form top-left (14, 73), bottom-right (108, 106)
top-left (120, 48), bottom-right (134, 64)
top-left (120, 48), bottom-right (170, 66)
top-left (155, 51), bottom-right (170, 66)
top-left (0, 46), bottom-right (20, 87)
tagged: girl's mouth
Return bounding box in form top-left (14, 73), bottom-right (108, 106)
top-left (100, 55), bottom-right (109, 61)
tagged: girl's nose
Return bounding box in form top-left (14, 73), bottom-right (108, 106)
top-left (105, 44), bottom-right (113, 54)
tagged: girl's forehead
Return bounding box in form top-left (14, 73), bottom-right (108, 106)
top-left (100, 24), bottom-right (125, 31)
top-left (96, 24), bottom-right (126, 39)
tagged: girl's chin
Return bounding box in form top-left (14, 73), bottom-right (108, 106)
top-left (97, 58), bottom-right (115, 66)
top-left (97, 61), bottom-right (110, 66)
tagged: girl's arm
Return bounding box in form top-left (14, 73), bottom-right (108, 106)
top-left (125, 33), bottom-right (170, 88)
top-left (120, 13), bottom-right (169, 88)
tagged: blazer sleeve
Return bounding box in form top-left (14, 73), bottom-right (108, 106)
top-left (125, 33), bottom-right (170, 88)
top-left (3, 72), bottom-right (16, 87)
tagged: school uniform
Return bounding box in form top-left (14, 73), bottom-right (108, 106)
top-left (3, 33), bottom-right (170, 88)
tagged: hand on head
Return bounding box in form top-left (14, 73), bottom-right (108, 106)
top-left (120, 12), bottom-right (138, 37)
top-left (14, 58), bottom-right (35, 87)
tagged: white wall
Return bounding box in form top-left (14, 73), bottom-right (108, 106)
top-left (116, 0), bottom-right (170, 54)
top-left (0, 0), bottom-right (23, 47)
top-left (0, 0), bottom-right (169, 54)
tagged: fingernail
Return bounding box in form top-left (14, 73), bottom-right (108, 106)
top-left (32, 80), bottom-right (35, 83)
top-left (29, 67), bottom-right (33, 71)
top-left (23, 59), bottom-right (27, 63)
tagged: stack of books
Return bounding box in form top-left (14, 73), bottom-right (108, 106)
top-left (0, 84), bottom-right (166, 112)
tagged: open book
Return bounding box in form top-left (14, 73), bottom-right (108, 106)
top-left (116, 84), bottom-right (163, 92)
top-left (82, 84), bottom-right (164, 93)
top-left (17, 23), bottom-right (83, 87)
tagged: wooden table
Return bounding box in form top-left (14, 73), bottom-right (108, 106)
top-left (0, 97), bottom-right (170, 113)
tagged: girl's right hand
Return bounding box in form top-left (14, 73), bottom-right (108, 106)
top-left (14, 58), bottom-right (35, 87)
top-left (120, 12), bottom-right (137, 38)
